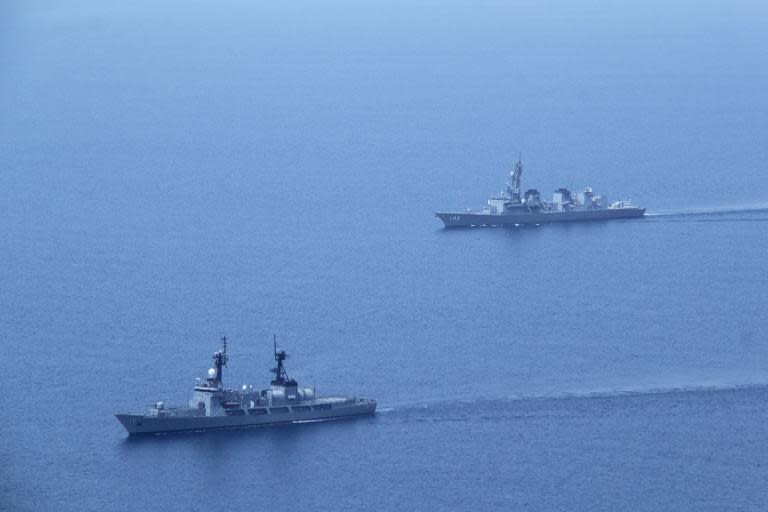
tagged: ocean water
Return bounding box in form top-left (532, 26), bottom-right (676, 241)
top-left (2, 1), bottom-right (768, 510)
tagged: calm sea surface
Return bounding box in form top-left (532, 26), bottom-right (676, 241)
top-left (2, 1), bottom-right (768, 510)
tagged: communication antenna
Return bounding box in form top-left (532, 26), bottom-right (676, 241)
top-left (270, 334), bottom-right (291, 385)
top-left (508, 154), bottom-right (523, 202)
top-left (211, 335), bottom-right (228, 385)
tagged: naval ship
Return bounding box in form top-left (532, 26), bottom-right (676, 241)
top-left (115, 337), bottom-right (376, 435)
top-left (435, 159), bottom-right (645, 227)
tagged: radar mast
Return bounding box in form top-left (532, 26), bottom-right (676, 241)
top-left (270, 335), bottom-right (295, 386)
top-left (507, 156), bottom-right (523, 202)
top-left (211, 336), bottom-right (228, 385)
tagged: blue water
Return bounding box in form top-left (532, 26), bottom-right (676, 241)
top-left (2, 1), bottom-right (768, 510)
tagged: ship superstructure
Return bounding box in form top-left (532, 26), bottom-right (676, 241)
top-left (115, 337), bottom-right (376, 435)
top-left (435, 159), bottom-right (645, 227)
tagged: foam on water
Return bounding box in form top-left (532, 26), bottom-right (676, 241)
top-left (379, 381), bottom-right (768, 416)
top-left (645, 204), bottom-right (768, 218)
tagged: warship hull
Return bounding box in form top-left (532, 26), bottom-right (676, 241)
top-left (435, 207), bottom-right (645, 228)
top-left (116, 399), bottom-right (376, 435)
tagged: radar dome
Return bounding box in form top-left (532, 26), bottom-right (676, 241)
top-left (208, 368), bottom-right (217, 379)
top-left (156, 401), bottom-right (164, 410)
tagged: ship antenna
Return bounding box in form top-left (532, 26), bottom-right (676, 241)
top-left (508, 154), bottom-right (523, 202)
top-left (212, 335), bottom-right (228, 386)
top-left (270, 334), bottom-right (290, 385)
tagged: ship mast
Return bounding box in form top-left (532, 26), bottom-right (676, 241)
top-left (270, 334), bottom-right (292, 385)
top-left (507, 156), bottom-right (523, 202)
top-left (212, 336), bottom-right (228, 385)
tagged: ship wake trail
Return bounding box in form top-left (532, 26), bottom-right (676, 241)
top-left (378, 382), bottom-right (768, 423)
top-left (645, 204), bottom-right (768, 222)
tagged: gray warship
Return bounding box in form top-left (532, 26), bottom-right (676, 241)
top-left (115, 337), bottom-right (376, 435)
top-left (435, 159), bottom-right (645, 227)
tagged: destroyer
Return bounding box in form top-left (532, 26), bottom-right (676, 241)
top-left (435, 159), bottom-right (645, 227)
top-left (115, 337), bottom-right (376, 435)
